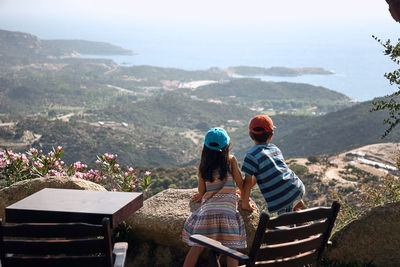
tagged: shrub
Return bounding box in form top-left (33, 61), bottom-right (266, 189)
top-left (307, 155), bottom-right (319, 164)
top-left (289, 163), bottom-right (308, 176)
top-left (0, 146), bottom-right (151, 192)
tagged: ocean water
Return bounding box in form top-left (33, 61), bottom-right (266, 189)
top-left (77, 23), bottom-right (400, 102)
top-left (1, 19), bottom-right (400, 101)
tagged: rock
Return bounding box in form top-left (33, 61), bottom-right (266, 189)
top-left (326, 201), bottom-right (400, 266)
top-left (0, 176), bottom-right (106, 221)
top-left (127, 188), bottom-right (260, 255)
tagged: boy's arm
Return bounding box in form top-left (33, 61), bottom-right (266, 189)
top-left (241, 174), bottom-right (255, 211)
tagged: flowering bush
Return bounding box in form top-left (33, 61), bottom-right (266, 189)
top-left (95, 153), bottom-right (151, 192)
top-left (0, 146), bottom-right (151, 193)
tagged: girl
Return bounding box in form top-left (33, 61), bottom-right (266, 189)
top-left (182, 127), bottom-right (246, 267)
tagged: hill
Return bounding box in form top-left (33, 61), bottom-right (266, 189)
top-left (274, 99), bottom-right (400, 157)
top-left (0, 29), bottom-right (135, 60)
top-left (0, 93), bottom-right (256, 167)
top-left (228, 99), bottom-right (400, 161)
top-left (187, 78), bottom-right (353, 114)
top-left (42, 39), bottom-right (136, 55)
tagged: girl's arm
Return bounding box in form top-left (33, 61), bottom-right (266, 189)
top-left (230, 155), bottom-right (244, 192)
top-left (191, 173), bottom-right (206, 203)
top-left (231, 156), bottom-right (255, 211)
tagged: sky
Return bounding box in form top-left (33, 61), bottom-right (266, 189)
top-left (0, 0), bottom-right (394, 27)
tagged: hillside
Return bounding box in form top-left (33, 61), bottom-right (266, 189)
top-left (0, 29), bottom-right (135, 60)
top-left (92, 92), bottom-right (255, 129)
top-left (187, 78), bottom-right (353, 114)
top-left (228, 100), bottom-right (400, 161)
top-left (0, 92), bottom-right (257, 167)
top-left (42, 39), bottom-right (136, 55)
top-left (274, 99), bottom-right (400, 157)
top-left (135, 143), bottom-right (399, 210)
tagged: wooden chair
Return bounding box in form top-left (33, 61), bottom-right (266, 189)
top-left (0, 217), bottom-right (128, 267)
top-left (190, 201), bottom-right (340, 267)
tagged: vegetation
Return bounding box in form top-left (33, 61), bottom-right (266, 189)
top-left (188, 78), bottom-right (353, 114)
top-left (268, 101), bottom-right (400, 158)
top-left (0, 146), bottom-right (151, 192)
top-left (42, 39), bottom-right (136, 55)
top-left (371, 36), bottom-right (400, 137)
top-left (331, 170), bottom-right (400, 233)
top-left (307, 155), bottom-right (320, 164)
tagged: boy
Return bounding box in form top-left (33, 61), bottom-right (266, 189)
top-left (241, 115), bottom-right (305, 214)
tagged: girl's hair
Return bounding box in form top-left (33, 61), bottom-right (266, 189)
top-left (199, 143), bottom-right (231, 182)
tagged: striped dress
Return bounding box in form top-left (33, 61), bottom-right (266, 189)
top-left (182, 170), bottom-right (247, 249)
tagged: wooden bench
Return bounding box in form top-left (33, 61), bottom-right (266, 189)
top-left (190, 201), bottom-right (340, 267)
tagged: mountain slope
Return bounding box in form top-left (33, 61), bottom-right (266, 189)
top-left (189, 78), bottom-right (353, 113)
top-left (231, 99), bottom-right (400, 160)
top-left (95, 92), bottom-right (255, 129)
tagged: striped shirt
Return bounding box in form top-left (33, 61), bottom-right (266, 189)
top-left (241, 143), bottom-right (304, 214)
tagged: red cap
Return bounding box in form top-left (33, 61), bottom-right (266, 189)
top-left (249, 115), bottom-right (275, 134)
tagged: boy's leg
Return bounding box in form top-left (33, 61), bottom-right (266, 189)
top-left (183, 246), bottom-right (204, 267)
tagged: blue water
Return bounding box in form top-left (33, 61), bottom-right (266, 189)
top-left (1, 19), bottom-right (400, 101)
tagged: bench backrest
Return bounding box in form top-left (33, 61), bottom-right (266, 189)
top-left (247, 201), bottom-right (340, 266)
top-left (0, 217), bottom-right (114, 267)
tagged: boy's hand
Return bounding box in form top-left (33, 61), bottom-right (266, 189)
top-left (191, 192), bottom-right (203, 203)
top-left (241, 201), bottom-right (255, 212)
top-left (293, 199), bottom-right (304, 211)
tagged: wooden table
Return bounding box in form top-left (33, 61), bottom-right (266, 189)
top-left (5, 188), bottom-right (143, 228)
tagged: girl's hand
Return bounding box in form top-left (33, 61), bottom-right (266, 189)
top-left (242, 201), bottom-right (256, 212)
top-left (191, 192), bottom-right (203, 203)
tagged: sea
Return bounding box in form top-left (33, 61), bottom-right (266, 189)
top-left (1, 19), bottom-right (400, 102)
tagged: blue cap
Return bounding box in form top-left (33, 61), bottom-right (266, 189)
top-left (204, 127), bottom-right (230, 151)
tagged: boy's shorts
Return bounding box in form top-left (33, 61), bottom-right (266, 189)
top-left (277, 183), bottom-right (306, 215)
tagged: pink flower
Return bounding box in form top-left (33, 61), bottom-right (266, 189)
top-left (145, 171), bottom-right (151, 176)
top-left (73, 172), bottom-right (85, 179)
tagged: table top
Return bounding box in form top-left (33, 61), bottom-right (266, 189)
top-left (6, 188), bottom-right (143, 228)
